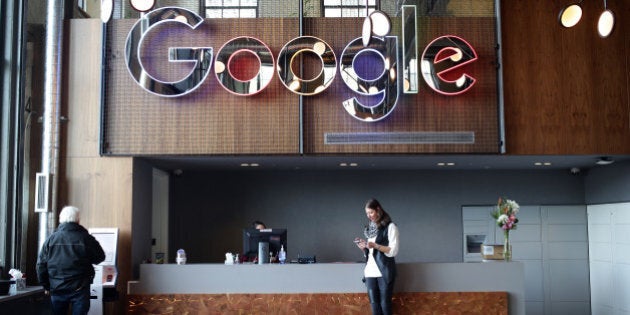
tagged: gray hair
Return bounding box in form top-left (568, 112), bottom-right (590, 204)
top-left (59, 206), bottom-right (80, 223)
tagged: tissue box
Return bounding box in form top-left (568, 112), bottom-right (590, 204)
top-left (481, 244), bottom-right (504, 260)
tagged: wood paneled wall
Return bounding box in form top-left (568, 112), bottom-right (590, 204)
top-left (60, 19), bottom-right (133, 314)
top-left (501, 0), bottom-right (630, 154)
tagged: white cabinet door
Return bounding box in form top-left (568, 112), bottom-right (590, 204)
top-left (542, 205), bottom-right (590, 315)
top-left (463, 204), bottom-right (590, 315)
top-left (588, 202), bottom-right (630, 315)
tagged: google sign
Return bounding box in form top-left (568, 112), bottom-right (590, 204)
top-left (125, 6), bottom-right (478, 122)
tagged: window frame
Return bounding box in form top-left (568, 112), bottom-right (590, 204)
top-left (201, 0), bottom-right (259, 18)
top-left (321, 0), bottom-right (377, 18)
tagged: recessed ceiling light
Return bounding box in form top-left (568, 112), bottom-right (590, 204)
top-left (543, 162), bottom-right (552, 166)
top-left (250, 163), bottom-right (259, 167)
top-left (349, 163), bottom-right (358, 167)
top-left (339, 163), bottom-right (347, 167)
top-left (240, 163), bottom-right (249, 167)
top-left (437, 162), bottom-right (455, 167)
top-left (534, 162), bottom-right (542, 166)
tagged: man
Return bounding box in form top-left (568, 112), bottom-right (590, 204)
top-left (37, 206), bottom-right (105, 315)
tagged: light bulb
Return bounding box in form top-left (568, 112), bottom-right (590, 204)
top-left (597, 9), bottom-right (615, 38)
top-left (559, 4), bottom-right (582, 28)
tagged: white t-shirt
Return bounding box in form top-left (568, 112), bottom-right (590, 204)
top-left (364, 223), bottom-right (399, 278)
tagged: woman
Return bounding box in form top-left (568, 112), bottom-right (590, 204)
top-left (355, 198), bottom-right (399, 315)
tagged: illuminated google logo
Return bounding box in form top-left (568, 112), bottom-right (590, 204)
top-left (125, 7), bottom-right (477, 122)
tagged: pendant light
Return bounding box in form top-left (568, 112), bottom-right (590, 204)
top-left (558, 1), bottom-right (583, 28)
top-left (101, 0), bottom-right (113, 23)
top-left (559, 0), bottom-right (616, 38)
top-left (597, 0), bottom-right (615, 38)
top-left (130, 0), bottom-right (156, 13)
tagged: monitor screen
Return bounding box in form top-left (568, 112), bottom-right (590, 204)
top-left (242, 228), bottom-right (287, 259)
top-left (89, 228), bottom-right (118, 266)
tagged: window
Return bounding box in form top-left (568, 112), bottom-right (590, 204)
top-left (323, 0), bottom-right (376, 17)
top-left (203, 0), bottom-right (258, 18)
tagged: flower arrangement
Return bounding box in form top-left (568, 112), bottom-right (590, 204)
top-left (491, 197), bottom-right (520, 231)
top-left (491, 197), bottom-right (520, 261)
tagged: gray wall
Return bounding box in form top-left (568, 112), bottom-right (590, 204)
top-left (584, 160), bottom-right (630, 204)
top-left (132, 159), bottom-right (154, 278)
top-left (168, 169), bottom-right (586, 264)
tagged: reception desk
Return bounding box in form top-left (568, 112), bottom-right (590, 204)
top-left (128, 262), bottom-right (524, 314)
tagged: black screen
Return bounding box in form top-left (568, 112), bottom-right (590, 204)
top-left (242, 228), bottom-right (287, 258)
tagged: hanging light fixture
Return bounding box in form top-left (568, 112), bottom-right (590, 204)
top-left (559, 0), bottom-right (617, 38)
top-left (101, 0), bottom-right (113, 23)
top-left (558, 1), bottom-right (583, 28)
top-left (597, 0), bottom-right (615, 38)
top-left (130, 0), bottom-right (156, 13)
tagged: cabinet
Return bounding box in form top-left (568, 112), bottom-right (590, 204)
top-left (587, 202), bottom-right (630, 314)
top-left (463, 205), bottom-right (590, 315)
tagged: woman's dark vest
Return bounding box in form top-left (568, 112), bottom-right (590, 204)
top-left (365, 223), bottom-right (397, 284)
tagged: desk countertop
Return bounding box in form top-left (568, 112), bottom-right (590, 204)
top-left (0, 286), bottom-right (45, 303)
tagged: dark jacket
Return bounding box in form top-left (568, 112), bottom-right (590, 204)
top-left (36, 222), bottom-right (106, 294)
top-left (364, 223), bottom-right (397, 284)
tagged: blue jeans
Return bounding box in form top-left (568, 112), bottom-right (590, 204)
top-left (365, 277), bottom-right (394, 315)
top-left (50, 286), bottom-right (91, 315)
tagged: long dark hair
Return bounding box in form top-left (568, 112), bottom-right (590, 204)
top-left (365, 198), bottom-right (392, 228)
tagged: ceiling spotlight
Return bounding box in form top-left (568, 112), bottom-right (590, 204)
top-left (597, 1), bottom-right (615, 38)
top-left (595, 157), bottom-right (614, 165)
top-left (559, 2), bottom-right (583, 28)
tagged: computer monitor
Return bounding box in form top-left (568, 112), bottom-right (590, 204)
top-left (89, 228), bottom-right (118, 266)
top-left (242, 228), bottom-right (287, 260)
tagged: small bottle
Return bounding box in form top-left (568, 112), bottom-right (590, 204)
top-left (279, 245), bottom-right (286, 264)
top-left (176, 249), bottom-right (187, 265)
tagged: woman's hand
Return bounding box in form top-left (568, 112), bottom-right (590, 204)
top-left (354, 237), bottom-right (367, 250)
top-left (367, 241), bottom-right (389, 253)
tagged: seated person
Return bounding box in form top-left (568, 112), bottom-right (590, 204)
top-left (252, 220), bottom-right (266, 230)
top-left (243, 220), bottom-right (267, 263)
